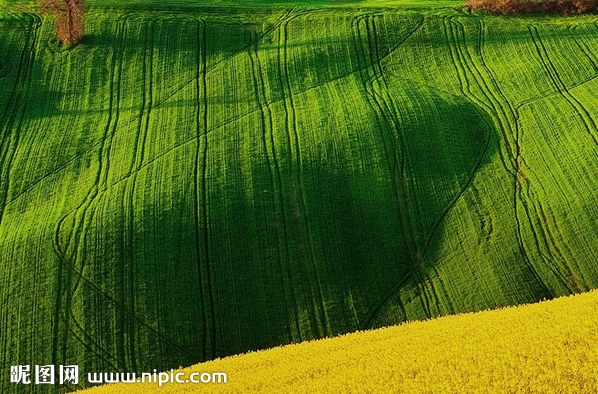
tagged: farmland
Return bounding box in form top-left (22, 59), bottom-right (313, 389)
top-left (2, 0), bottom-right (598, 392)
top-left (79, 290), bottom-right (598, 393)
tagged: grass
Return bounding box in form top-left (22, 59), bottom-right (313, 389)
top-left (1, 1), bottom-right (598, 393)
top-left (76, 290), bottom-right (598, 393)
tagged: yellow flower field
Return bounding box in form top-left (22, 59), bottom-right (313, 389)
top-left (79, 290), bottom-right (598, 393)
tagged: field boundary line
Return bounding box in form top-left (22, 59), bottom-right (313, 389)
top-left (52, 209), bottom-right (198, 361)
top-left (353, 13), bottom-right (427, 320)
top-left (276, 18), bottom-right (316, 339)
top-left (528, 25), bottom-right (598, 147)
top-left (445, 17), bottom-right (551, 298)
top-left (0, 13), bottom-right (40, 230)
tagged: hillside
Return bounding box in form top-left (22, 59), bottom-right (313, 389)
top-left (2, 1), bottom-right (598, 392)
top-left (78, 290), bottom-right (598, 393)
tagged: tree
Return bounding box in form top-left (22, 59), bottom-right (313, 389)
top-left (465, 0), bottom-right (598, 14)
top-left (37, 0), bottom-right (85, 45)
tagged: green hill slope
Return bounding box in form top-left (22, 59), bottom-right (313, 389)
top-left (2, 3), bottom-right (598, 392)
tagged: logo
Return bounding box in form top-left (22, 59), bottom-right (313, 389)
top-left (10, 365), bottom-right (79, 386)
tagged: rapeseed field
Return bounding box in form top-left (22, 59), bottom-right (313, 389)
top-left (80, 290), bottom-right (598, 393)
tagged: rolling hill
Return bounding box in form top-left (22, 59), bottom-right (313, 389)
top-left (2, 0), bottom-right (598, 392)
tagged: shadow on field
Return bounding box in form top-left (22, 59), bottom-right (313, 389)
top-left (0, 56), bottom-right (12, 79)
top-left (3, 44), bottom-right (68, 120)
top-left (0, 22), bottom-right (37, 112)
top-left (1, 10), bottom-right (505, 390)
top-left (8, 11), bottom-right (598, 393)
top-left (358, 86), bottom-right (499, 329)
top-left (39, 78), bottom-right (499, 385)
top-left (192, 82), bottom-right (499, 361)
top-left (300, 83), bottom-right (498, 332)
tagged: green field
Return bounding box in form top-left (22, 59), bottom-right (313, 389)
top-left (2, 0), bottom-right (598, 392)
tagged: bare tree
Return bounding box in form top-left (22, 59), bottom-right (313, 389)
top-left (37, 0), bottom-right (85, 45)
